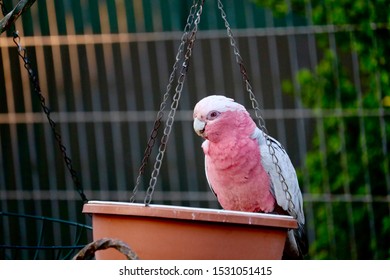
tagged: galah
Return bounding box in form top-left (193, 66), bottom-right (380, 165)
top-left (193, 95), bottom-right (307, 259)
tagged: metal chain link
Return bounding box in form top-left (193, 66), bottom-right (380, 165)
top-left (130, 0), bottom-right (204, 202)
top-left (1, 1), bottom-right (88, 203)
top-left (217, 0), bottom-right (296, 217)
top-left (143, 1), bottom-right (204, 205)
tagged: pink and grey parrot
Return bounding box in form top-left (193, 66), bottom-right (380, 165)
top-left (193, 95), bottom-right (307, 259)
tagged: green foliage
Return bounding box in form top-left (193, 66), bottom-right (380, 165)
top-left (255, 0), bottom-right (390, 259)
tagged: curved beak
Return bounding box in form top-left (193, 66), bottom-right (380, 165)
top-left (193, 118), bottom-right (206, 137)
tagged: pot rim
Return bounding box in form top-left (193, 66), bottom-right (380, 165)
top-left (84, 200), bottom-right (297, 229)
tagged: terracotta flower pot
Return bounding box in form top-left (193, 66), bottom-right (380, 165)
top-left (83, 201), bottom-right (297, 260)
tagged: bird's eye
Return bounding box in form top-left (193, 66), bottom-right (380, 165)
top-left (207, 111), bottom-right (220, 120)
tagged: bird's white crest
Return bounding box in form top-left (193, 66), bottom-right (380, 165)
top-left (193, 95), bottom-right (246, 116)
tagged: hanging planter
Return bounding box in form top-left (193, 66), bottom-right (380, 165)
top-left (83, 201), bottom-right (297, 260)
top-left (2, 0), bottom-right (301, 260)
top-left (83, 0), bottom-right (300, 260)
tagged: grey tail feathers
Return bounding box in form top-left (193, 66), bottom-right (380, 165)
top-left (295, 223), bottom-right (308, 257)
top-left (282, 223), bottom-right (308, 259)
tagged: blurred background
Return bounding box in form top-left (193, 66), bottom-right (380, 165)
top-left (0, 0), bottom-right (389, 259)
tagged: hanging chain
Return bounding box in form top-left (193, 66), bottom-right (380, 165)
top-left (130, 0), bottom-right (203, 202)
top-left (217, 0), bottom-right (296, 217)
top-left (1, 1), bottom-right (88, 203)
top-left (142, 1), bottom-right (204, 205)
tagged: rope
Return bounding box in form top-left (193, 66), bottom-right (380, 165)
top-left (72, 238), bottom-right (139, 260)
top-left (0, 0), bottom-right (36, 34)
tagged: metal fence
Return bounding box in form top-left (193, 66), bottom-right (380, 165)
top-left (1, 0), bottom-right (389, 259)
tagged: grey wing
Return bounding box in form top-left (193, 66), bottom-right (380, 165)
top-left (251, 127), bottom-right (305, 225)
